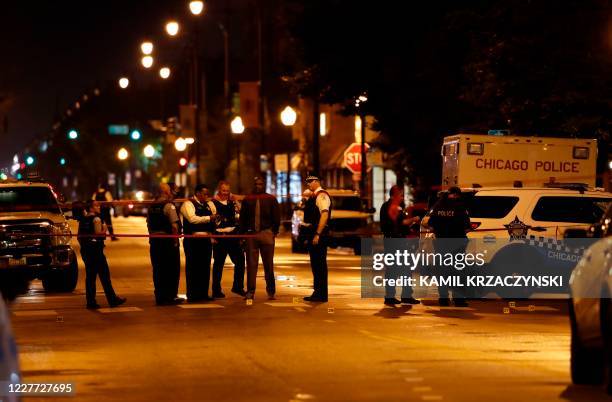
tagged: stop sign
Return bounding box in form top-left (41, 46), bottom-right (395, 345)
top-left (343, 142), bottom-right (370, 174)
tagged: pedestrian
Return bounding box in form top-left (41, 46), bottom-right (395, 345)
top-left (74, 200), bottom-right (126, 309)
top-left (209, 181), bottom-right (246, 298)
top-left (92, 183), bottom-right (118, 241)
top-left (380, 185), bottom-right (421, 306)
top-left (302, 175), bottom-right (331, 302)
top-left (147, 183), bottom-right (184, 305)
top-left (239, 177), bottom-right (280, 300)
top-left (426, 186), bottom-right (471, 307)
top-left (180, 184), bottom-right (217, 302)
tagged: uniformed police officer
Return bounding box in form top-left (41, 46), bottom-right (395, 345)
top-left (426, 186), bottom-right (471, 307)
top-left (302, 175), bottom-right (331, 302)
top-left (92, 184), bottom-right (118, 241)
top-left (209, 181), bottom-right (246, 298)
top-left (147, 183), bottom-right (184, 305)
top-left (180, 184), bottom-right (217, 302)
top-left (75, 200), bottom-right (126, 309)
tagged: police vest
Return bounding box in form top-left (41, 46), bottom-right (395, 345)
top-left (78, 215), bottom-right (101, 245)
top-left (94, 190), bottom-right (106, 201)
top-left (212, 199), bottom-right (237, 231)
top-left (183, 199), bottom-right (214, 234)
top-left (304, 190), bottom-right (332, 234)
top-left (147, 202), bottom-right (173, 234)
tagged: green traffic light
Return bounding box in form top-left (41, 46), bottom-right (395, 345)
top-left (130, 130), bottom-right (142, 141)
top-left (60, 158), bottom-right (66, 166)
top-left (68, 129), bottom-right (78, 140)
top-left (26, 156), bottom-right (35, 166)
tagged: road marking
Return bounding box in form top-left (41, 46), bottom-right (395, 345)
top-left (178, 304), bottom-right (225, 309)
top-left (404, 377), bottom-right (424, 382)
top-left (413, 386), bottom-right (432, 392)
top-left (13, 310), bottom-right (58, 317)
top-left (265, 302), bottom-right (311, 307)
top-left (98, 307), bottom-right (143, 313)
top-left (399, 368), bottom-right (418, 374)
top-left (294, 393), bottom-right (316, 400)
top-left (324, 319), bottom-right (335, 323)
top-left (421, 396), bottom-right (443, 401)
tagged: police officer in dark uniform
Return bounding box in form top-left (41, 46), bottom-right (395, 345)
top-left (92, 184), bottom-right (118, 241)
top-left (209, 181), bottom-right (246, 298)
top-left (302, 175), bottom-right (331, 302)
top-left (74, 200), bottom-right (126, 309)
top-left (426, 186), bottom-right (471, 307)
top-left (147, 183), bottom-right (184, 305)
top-left (380, 185), bottom-right (421, 305)
top-left (180, 184), bottom-right (217, 302)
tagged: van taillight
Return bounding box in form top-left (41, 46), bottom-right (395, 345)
top-left (470, 222), bottom-right (481, 230)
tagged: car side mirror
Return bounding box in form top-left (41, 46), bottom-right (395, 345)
top-left (563, 228), bottom-right (588, 239)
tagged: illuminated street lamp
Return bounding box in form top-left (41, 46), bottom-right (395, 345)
top-left (230, 116), bottom-right (245, 134)
top-left (231, 116), bottom-right (245, 192)
top-left (165, 21), bottom-right (180, 37)
top-left (159, 67), bottom-right (171, 79)
top-left (68, 129), bottom-right (79, 140)
top-left (280, 106), bottom-right (297, 127)
top-left (143, 144), bottom-right (155, 158)
top-left (130, 130), bottom-right (142, 141)
top-left (117, 148), bottom-right (129, 161)
top-left (140, 41), bottom-right (153, 55)
top-left (118, 77), bottom-right (129, 89)
top-left (141, 55), bottom-right (154, 69)
top-left (189, 1), bottom-right (204, 15)
top-left (174, 137), bottom-right (187, 152)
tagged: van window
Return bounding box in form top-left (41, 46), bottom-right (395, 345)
top-left (531, 197), bottom-right (611, 223)
top-left (467, 196), bottom-right (519, 219)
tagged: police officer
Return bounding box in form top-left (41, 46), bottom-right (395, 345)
top-left (75, 200), bottom-right (126, 309)
top-left (209, 181), bottom-right (246, 298)
top-left (302, 175), bottom-right (331, 302)
top-left (426, 186), bottom-right (471, 307)
top-left (180, 184), bottom-right (217, 302)
top-left (147, 183), bottom-right (184, 305)
top-left (380, 185), bottom-right (421, 305)
top-left (92, 184), bottom-right (118, 241)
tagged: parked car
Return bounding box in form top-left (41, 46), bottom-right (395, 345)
top-left (0, 180), bottom-right (78, 296)
top-left (291, 189), bottom-right (375, 255)
top-left (568, 204), bottom-right (611, 394)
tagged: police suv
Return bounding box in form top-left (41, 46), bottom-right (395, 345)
top-left (421, 183), bottom-right (611, 297)
top-left (0, 180), bottom-right (78, 298)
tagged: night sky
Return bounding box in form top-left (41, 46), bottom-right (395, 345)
top-left (0, 0), bottom-right (233, 166)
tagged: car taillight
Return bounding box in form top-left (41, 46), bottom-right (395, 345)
top-left (470, 222), bottom-right (481, 230)
top-left (128, 204), bottom-right (134, 209)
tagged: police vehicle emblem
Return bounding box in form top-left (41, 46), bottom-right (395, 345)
top-left (504, 216), bottom-right (529, 240)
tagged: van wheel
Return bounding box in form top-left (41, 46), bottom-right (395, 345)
top-left (42, 255), bottom-right (78, 293)
top-left (569, 299), bottom-right (605, 385)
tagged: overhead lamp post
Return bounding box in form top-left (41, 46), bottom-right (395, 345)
top-left (141, 55), bottom-right (154, 69)
top-left (143, 145), bottom-right (155, 158)
top-left (355, 93), bottom-right (368, 201)
top-left (165, 21), bottom-right (180, 37)
top-left (231, 116), bottom-right (245, 192)
top-left (117, 148), bottom-right (129, 161)
top-left (159, 67), bottom-right (171, 79)
top-left (140, 41), bottom-right (153, 55)
top-left (118, 77), bottom-right (129, 89)
top-left (280, 106), bottom-right (297, 127)
top-left (189, 1), bottom-right (204, 15)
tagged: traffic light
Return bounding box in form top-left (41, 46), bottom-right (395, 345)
top-left (25, 156), bottom-right (35, 166)
top-left (68, 129), bottom-right (78, 140)
top-left (59, 158), bottom-right (66, 166)
top-left (130, 129), bottom-right (142, 141)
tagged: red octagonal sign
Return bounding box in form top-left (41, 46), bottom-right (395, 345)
top-left (343, 142), bottom-right (371, 174)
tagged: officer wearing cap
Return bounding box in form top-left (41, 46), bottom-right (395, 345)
top-left (426, 186), bottom-right (471, 307)
top-left (302, 175), bottom-right (331, 302)
top-left (147, 183), bottom-right (184, 305)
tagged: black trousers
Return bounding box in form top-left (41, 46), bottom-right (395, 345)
top-left (434, 238), bottom-right (468, 301)
top-left (384, 238), bottom-right (414, 299)
top-left (308, 237), bottom-right (328, 298)
top-left (212, 237), bottom-right (245, 294)
top-left (246, 230), bottom-right (275, 295)
top-left (184, 237), bottom-right (212, 300)
top-left (149, 238), bottom-right (180, 303)
top-left (80, 242), bottom-right (117, 305)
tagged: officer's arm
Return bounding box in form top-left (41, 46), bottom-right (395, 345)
top-left (316, 211), bottom-right (329, 236)
top-left (180, 201), bottom-right (210, 224)
top-left (272, 197), bottom-right (280, 235)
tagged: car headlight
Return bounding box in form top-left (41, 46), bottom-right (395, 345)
top-left (51, 222), bottom-right (72, 246)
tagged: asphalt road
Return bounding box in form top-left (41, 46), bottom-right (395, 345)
top-left (7, 217), bottom-right (610, 402)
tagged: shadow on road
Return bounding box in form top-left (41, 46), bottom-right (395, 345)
top-left (559, 384), bottom-right (610, 402)
top-left (425, 309), bottom-right (482, 320)
top-left (373, 305), bottom-right (414, 319)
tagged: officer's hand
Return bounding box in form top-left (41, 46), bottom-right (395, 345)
top-left (312, 234), bottom-right (320, 246)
